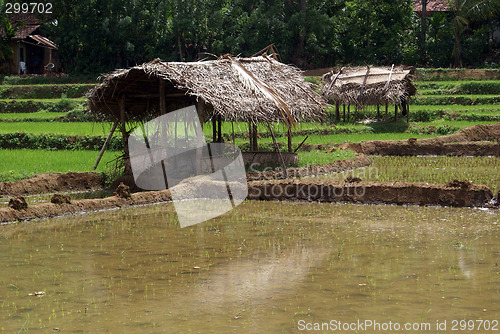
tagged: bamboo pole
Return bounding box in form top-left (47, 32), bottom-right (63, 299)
top-left (377, 104), bottom-right (380, 121)
top-left (287, 127), bottom-right (292, 152)
top-left (248, 121), bottom-right (253, 151)
top-left (395, 104), bottom-right (398, 123)
top-left (213, 117), bottom-right (217, 143)
top-left (266, 121), bottom-right (287, 178)
top-left (94, 121), bottom-right (118, 170)
top-left (335, 101), bottom-right (340, 122)
top-left (252, 122), bottom-right (258, 151)
top-left (343, 104), bottom-right (346, 123)
top-left (385, 102), bottom-right (388, 121)
top-left (119, 97), bottom-right (131, 175)
top-left (217, 115), bottom-right (222, 142)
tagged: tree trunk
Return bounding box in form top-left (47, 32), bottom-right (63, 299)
top-left (453, 24), bottom-right (462, 68)
top-left (420, 0), bottom-right (427, 60)
top-left (292, 0), bottom-right (307, 62)
top-left (177, 31), bottom-right (184, 62)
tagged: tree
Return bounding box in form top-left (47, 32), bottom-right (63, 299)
top-left (448, 0), bottom-right (500, 67)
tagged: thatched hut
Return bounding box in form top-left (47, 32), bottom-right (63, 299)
top-left (87, 55), bottom-right (325, 173)
top-left (322, 65), bottom-right (416, 122)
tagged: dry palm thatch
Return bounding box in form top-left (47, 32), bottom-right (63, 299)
top-left (87, 55), bottom-right (325, 126)
top-left (322, 66), bottom-right (417, 107)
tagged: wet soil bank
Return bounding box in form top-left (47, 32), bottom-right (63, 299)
top-left (0, 188), bottom-right (173, 223)
top-left (1, 179), bottom-right (497, 223)
top-left (0, 172), bottom-right (103, 196)
top-left (247, 179), bottom-right (496, 208)
top-left (339, 123), bottom-right (500, 156)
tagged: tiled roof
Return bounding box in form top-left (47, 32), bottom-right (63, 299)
top-left (413, 0), bottom-right (450, 12)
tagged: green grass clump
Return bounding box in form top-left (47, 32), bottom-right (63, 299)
top-left (296, 149), bottom-right (356, 167)
top-left (0, 149), bottom-right (120, 182)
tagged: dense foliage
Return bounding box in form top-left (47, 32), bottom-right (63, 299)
top-left (1, 0), bottom-right (499, 73)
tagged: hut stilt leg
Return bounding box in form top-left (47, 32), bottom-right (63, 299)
top-left (217, 115), bottom-right (222, 142)
top-left (385, 102), bottom-right (388, 121)
top-left (252, 122), bottom-right (258, 151)
top-left (347, 104), bottom-right (350, 122)
top-left (287, 127), bottom-right (293, 152)
top-left (248, 122), bottom-right (253, 151)
top-left (335, 101), bottom-right (340, 122)
top-left (94, 121), bottom-right (118, 170)
top-left (213, 117), bottom-right (217, 143)
top-left (267, 121), bottom-right (287, 178)
top-left (395, 104), bottom-right (398, 123)
top-left (343, 104), bottom-right (346, 123)
top-left (119, 97), bottom-right (132, 175)
top-left (377, 104), bottom-right (380, 121)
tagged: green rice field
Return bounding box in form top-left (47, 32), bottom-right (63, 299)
top-left (0, 70), bottom-right (498, 185)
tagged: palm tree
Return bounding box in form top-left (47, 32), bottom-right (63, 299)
top-left (448, 0), bottom-right (500, 67)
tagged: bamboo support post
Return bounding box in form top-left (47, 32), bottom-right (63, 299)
top-left (395, 104), bottom-right (398, 123)
top-left (343, 104), bottom-right (346, 123)
top-left (267, 121), bottom-right (288, 178)
top-left (217, 115), bottom-right (222, 142)
top-left (119, 97), bottom-right (131, 175)
top-left (385, 102), bottom-right (388, 121)
top-left (335, 101), bottom-right (340, 121)
top-left (94, 121), bottom-right (118, 170)
top-left (213, 117), bottom-right (217, 143)
top-left (252, 122), bottom-right (258, 151)
top-left (248, 121), bottom-right (253, 150)
top-left (377, 104), bottom-right (380, 121)
top-left (287, 127), bottom-right (292, 152)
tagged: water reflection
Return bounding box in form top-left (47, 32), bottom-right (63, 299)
top-left (0, 202), bottom-right (498, 333)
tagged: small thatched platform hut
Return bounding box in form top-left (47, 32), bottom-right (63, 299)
top-left (87, 55), bottom-right (325, 173)
top-left (322, 65), bottom-right (416, 122)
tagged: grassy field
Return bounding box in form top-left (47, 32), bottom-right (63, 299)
top-left (0, 70), bottom-right (498, 184)
top-left (0, 149), bottom-right (120, 182)
top-left (319, 156), bottom-right (500, 194)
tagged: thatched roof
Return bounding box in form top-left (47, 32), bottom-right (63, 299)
top-left (87, 55), bottom-right (325, 126)
top-left (322, 66), bottom-right (417, 106)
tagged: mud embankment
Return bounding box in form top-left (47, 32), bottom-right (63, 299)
top-left (0, 172), bottom-right (103, 196)
top-left (340, 123), bottom-right (500, 156)
top-left (248, 179), bottom-right (495, 208)
top-left (0, 188), bottom-right (173, 223)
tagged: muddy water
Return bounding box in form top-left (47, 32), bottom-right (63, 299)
top-left (0, 202), bottom-right (498, 333)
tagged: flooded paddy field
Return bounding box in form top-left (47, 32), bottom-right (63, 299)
top-left (317, 156), bottom-right (500, 194)
top-left (0, 201), bottom-right (499, 333)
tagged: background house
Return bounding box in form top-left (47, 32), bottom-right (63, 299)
top-left (0, 13), bottom-right (60, 75)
